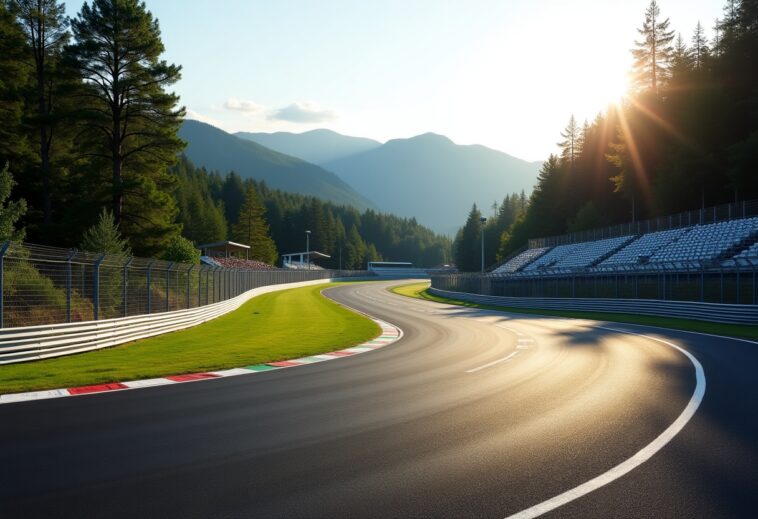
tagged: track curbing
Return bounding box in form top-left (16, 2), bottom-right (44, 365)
top-left (0, 318), bottom-right (402, 405)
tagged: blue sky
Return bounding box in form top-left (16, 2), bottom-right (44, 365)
top-left (66, 0), bottom-right (725, 161)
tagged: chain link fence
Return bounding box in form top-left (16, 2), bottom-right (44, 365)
top-left (0, 241), bottom-right (368, 329)
top-left (432, 260), bottom-right (758, 306)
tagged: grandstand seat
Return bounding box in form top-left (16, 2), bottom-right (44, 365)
top-left (492, 247), bottom-right (550, 274)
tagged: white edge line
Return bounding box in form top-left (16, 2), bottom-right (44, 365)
top-left (504, 326), bottom-right (706, 519)
top-left (466, 351), bottom-right (520, 373)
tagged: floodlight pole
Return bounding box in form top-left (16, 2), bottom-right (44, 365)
top-left (305, 230), bottom-right (311, 270)
top-left (480, 216), bottom-right (487, 273)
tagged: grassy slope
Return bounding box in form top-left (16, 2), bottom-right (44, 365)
top-left (391, 282), bottom-right (758, 340)
top-left (0, 283), bottom-right (380, 394)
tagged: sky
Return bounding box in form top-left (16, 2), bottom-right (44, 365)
top-left (66, 0), bottom-right (725, 162)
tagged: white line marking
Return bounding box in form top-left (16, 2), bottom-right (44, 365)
top-left (504, 327), bottom-right (706, 519)
top-left (466, 351), bottom-right (520, 373)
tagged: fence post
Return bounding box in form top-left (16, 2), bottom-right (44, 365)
top-left (146, 260), bottom-right (155, 314)
top-left (66, 249), bottom-right (77, 323)
top-left (166, 262), bottom-right (175, 312)
top-left (93, 253), bottom-right (106, 321)
top-left (187, 264), bottom-right (195, 309)
top-left (0, 241), bottom-right (10, 328)
top-left (122, 256), bottom-right (133, 318)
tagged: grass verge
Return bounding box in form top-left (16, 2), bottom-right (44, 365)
top-left (0, 283), bottom-right (380, 394)
top-left (391, 282), bottom-right (758, 341)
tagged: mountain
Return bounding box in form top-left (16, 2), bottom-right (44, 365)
top-left (235, 129), bottom-right (381, 165)
top-left (179, 120), bottom-right (375, 210)
top-left (323, 133), bottom-right (540, 234)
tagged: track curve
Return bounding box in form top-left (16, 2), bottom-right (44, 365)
top-left (0, 280), bottom-right (756, 518)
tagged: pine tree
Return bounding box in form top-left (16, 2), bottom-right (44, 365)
top-left (454, 204), bottom-right (483, 272)
top-left (0, 3), bottom-right (30, 168)
top-left (232, 185), bottom-right (277, 265)
top-left (631, 0), bottom-right (676, 94)
top-left (345, 224), bottom-right (366, 269)
top-left (69, 0), bottom-right (184, 254)
top-left (12, 0), bottom-right (70, 227)
top-left (691, 21), bottom-right (709, 69)
top-left (80, 208), bottom-right (131, 255)
top-left (0, 163), bottom-right (28, 242)
top-left (557, 114), bottom-right (580, 167)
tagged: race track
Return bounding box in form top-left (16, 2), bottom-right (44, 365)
top-left (1, 280), bottom-right (756, 518)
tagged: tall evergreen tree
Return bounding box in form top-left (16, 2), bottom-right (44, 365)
top-left (232, 185), bottom-right (277, 265)
top-left (0, 3), bottom-right (30, 168)
top-left (68, 0), bottom-right (184, 254)
top-left (558, 114), bottom-right (580, 167)
top-left (631, 0), bottom-right (676, 94)
top-left (691, 21), bottom-right (709, 69)
top-left (12, 0), bottom-right (69, 228)
top-left (454, 204), bottom-right (483, 272)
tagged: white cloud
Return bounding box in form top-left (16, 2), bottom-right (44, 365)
top-left (269, 102), bottom-right (337, 123)
top-left (185, 109), bottom-right (222, 127)
top-left (223, 98), bottom-right (265, 113)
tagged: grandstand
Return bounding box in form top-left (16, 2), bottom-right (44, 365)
top-left (492, 247), bottom-right (549, 274)
top-left (491, 215), bottom-right (758, 277)
top-left (599, 227), bottom-right (691, 267)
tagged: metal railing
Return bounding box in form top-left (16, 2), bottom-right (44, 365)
top-left (528, 199), bottom-right (758, 248)
top-left (0, 241), bottom-right (368, 329)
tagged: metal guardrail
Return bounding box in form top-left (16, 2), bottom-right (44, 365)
top-left (0, 277), bottom-right (371, 364)
top-left (428, 287), bottom-right (758, 325)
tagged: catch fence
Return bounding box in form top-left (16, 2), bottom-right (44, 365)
top-left (0, 241), bottom-right (367, 329)
top-left (433, 261), bottom-right (758, 306)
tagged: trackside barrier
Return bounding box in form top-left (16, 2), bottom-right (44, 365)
top-left (428, 287), bottom-right (758, 325)
top-left (0, 277), bottom-right (374, 364)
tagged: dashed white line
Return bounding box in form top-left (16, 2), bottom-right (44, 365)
top-left (466, 351), bottom-right (520, 373)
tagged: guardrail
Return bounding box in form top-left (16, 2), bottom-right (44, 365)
top-left (428, 287), bottom-right (758, 325)
top-left (0, 277), bottom-right (370, 364)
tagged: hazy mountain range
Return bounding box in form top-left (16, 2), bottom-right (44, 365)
top-left (236, 129), bottom-right (381, 165)
top-left (179, 121), bottom-right (374, 210)
top-left (182, 121), bottom-right (541, 234)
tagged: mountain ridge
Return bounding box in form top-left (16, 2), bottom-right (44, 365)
top-left (179, 120), bottom-right (375, 210)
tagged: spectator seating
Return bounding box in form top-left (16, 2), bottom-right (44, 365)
top-left (649, 217), bottom-right (758, 265)
top-left (523, 243), bottom-right (583, 271)
top-left (212, 257), bottom-right (278, 270)
top-left (553, 235), bottom-right (634, 269)
top-left (492, 247), bottom-right (550, 274)
top-left (490, 216), bottom-right (758, 277)
top-left (599, 227), bottom-right (690, 267)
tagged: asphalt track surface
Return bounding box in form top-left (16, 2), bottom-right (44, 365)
top-left (1, 280), bottom-right (757, 518)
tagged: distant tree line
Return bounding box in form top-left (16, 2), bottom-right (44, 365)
top-left (0, 0), bottom-right (451, 267)
top-left (454, 0), bottom-right (758, 270)
top-left (172, 158), bottom-right (452, 269)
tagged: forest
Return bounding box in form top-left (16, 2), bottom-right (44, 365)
top-left (455, 0), bottom-right (758, 270)
top-left (172, 157), bottom-right (451, 269)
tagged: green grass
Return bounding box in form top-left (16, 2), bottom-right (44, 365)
top-left (391, 282), bottom-right (758, 341)
top-left (0, 283), bottom-right (380, 394)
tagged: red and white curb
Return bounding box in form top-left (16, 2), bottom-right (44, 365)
top-left (0, 318), bottom-right (402, 405)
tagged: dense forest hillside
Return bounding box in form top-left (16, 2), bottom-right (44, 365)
top-left (323, 133), bottom-right (539, 235)
top-left (453, 0), bottom-right (758, 270)
top-left (180, 121), bottom-right (375, 211)
top-left (236, 129), bottom-right (381, 165)
top-left (0, 0), bottom-right (449, 266)
top-left (172, 157), bottom-right (451, 268)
